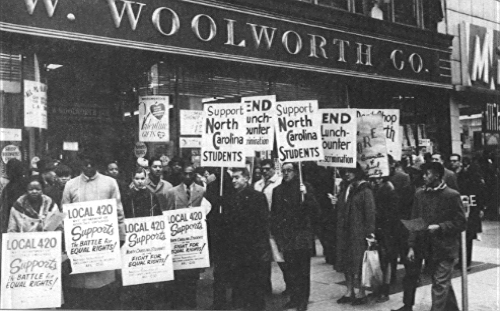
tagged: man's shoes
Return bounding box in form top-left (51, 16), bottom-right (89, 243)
top-left (376, 295), bottom-right (390, 303)
top-left (336, 296), bottom-right (353, 304)
top-left (283, 301), bottom-right (299, 309)
top-left (351, 296), bottom-right (368, 306)
top-left (391, 305), bottom-right (413, 311)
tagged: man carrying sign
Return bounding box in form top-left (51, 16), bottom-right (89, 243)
top-left (165, 164), bottom-right (211, 309)
top-left (61, 154), bottom-right (125, 310)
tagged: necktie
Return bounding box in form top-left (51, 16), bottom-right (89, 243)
top-left (186, 186), bottom-right (191, 202)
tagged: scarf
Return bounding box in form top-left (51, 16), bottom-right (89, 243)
top-left (425, 181), bottom-right (447, 192)
top-left (12, 194), bottom-right (54, 220)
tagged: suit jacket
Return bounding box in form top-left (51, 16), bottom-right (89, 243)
top-left (165, 182), bottom-right (205, 211)
top-left (146, 178), bottom-right (173, 211)
top-left (444, 168), bottom-right (459, 192)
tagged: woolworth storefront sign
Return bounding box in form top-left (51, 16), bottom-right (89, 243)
top-left (0, 0), bottom-right (451, 88)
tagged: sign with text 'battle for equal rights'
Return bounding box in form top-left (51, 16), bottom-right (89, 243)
top-left (139, 96), bottom-right (169, 142)
top-left (357, 114), bottom-right (390, 178)
top-left (63, 199), bottom-right (121, 274)
top-left (275, 100), bottom-right (324, 163)
top-left (1, 232), bottom-right (62, 310)
top-left (318, 109), bottom-right (357, 168)
top-left (163, 207), bottom-right (210, 270)
top-left (201, 103), bottom-right (247, 167)
top-left (357, 109), bottom-right (401, 161)
top-left (242, 95), bottom-right (276, 153)
top-left (121, 216), bottom-right (174, 286)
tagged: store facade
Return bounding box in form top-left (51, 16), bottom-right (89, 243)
top-left (0, 0), bottom-right (453, 175)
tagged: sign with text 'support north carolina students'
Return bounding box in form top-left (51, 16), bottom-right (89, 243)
top-left (1, 232), bottom-right (62, 309)
top-left (121, 216), bottom-right (174, 286)
top-left (357, 109), bottom-right (401, 161)
top-left (318, 109), bottom-right (357, 168)
top-left (357, 114), bottom-right (390, 178)
top-left (163, 206), bottom-right (210, 270)
top-left (63, 199), bottom-right (121, 274)
top-left (275, 100), bottom-right (324, 163)
top-left (242, 95), bottom-right (276, 153)
top-left (201, 103), bottom-right (247, 167)
top-left (139, 96), bottom-right (170, 142)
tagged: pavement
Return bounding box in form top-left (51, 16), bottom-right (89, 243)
top-left (143, 221), bottom-right (500, 311)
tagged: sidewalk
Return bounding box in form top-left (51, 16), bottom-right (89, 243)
top-left (193, 221), bottom-right (500, 311)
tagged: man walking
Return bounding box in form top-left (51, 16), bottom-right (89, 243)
top-left (392, 162), bottom-right (466, 311)
top-left (271, 162), bottom-right (319, 311)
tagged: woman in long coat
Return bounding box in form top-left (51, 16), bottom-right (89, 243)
top-left (332, 165), bottom-right (376, 306)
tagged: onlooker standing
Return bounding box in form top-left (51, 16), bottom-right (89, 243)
top-left (221, 167), bottom-right (270, 311)
top-left (105, 161), bottom-right (130, 200)
top-left (1, 159), bottom-right (26, 233)
top-left (37, 158), bottom-right (57, 188)
top-left (254, 159), bottom-right (283, 295)
top-left (392, 162), bottom-right (466, 311)
top-left (271, 162), bottom-right (319, 311)
top-left (331, 165), bottom-right (375, 306)
top-left (44, 164), bottom-right (72, 210)
top-left (165, 156), bottom-right (184, 186)
top-left (165, 165), bottom-right (211, 309)
top-left (432, 153), bottom-right (459, 191)
top-left (146, 157), bottom-right (173, 211)
top-left (61, 154), bottom-right (126, 310)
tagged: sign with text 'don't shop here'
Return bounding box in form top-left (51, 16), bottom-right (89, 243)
top-left (357, 109), bottom-right (401, 161)
top-left (139, 96), bottom-right (169, 142)
top-left (180, 110), bottom-right (203, 136)
top-left (357, 114), bottom-right (389, 178)
top-left (275, 100), bottom-right (324, 163)
top-left (1, 231), bottom-right (62, 310)
top-left (201, 103), bottom-right (247, 167)
top-left (318, 109), bottom-right (357, 168)
top-left (63, 199), bottom-right (121, 274)
top-left (242, 95), bottom-right (276, 153)
top-left (121, 216), bottom-right (174, 286)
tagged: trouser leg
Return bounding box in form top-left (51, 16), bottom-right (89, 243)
top-left (402, 257), bottom-right (423, 307)
top-left (466, 237), bottom-right (473, 267)
top-left (430, 259), bottom-right (459, 311)
top-left (284, 250), bottom-right (311, 306)
top-left (278, 261), bottom-right (290, 291)
top-left (173, 269), bottom-right (200, 308)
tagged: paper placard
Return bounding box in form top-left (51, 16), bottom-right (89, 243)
top-left (139, 96), bottom-right (169, 142)
top-left (0, 128), bottom-right (22, 142)
top-left (1, 145), bottom-right (22, 164)
top-left (63, 199), bottom-right (122, 274)
top-left (63, 142), bottom-right (79, 151)
top-left (357, 114), bottom-right (390, 178)
top-left (201, 103), bottom-right (246, 167)
top-left (1, 232), bottom-right (62, 309)
top-left (121, 216), bottom-right (174, 286)
top-left (275, 100), bottom-right (324, 163)
top-left (242, 95), bottom-right (276, 152)
top-left (163, 207), bottom-right (210, 270)
top-left (24, 80), bottom-right (47, 129)
top-left (357, 109), bottom-right (401, 161)
top-left (318, 109), bottom-right (357, 168)
top-left (179, 137), bottom-right (202, 149)
top-left (180, 110), bottom-right (203, 135)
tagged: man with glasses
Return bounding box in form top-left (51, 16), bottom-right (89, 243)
top-left (254, 159), bottom-right (283, 295)
top-left (271, 162), bottom-right (319, 311)
top-left (431, 153), bottom-right (459, 191)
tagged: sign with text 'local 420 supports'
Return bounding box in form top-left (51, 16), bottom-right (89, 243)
top-left (357, 114), bottom-right (390, 178)
top-left (1, 231), bottom-right (62, 310)
top-left (63, 199), bottom-right (122, 274)
top-left (201, 103), bottom-right (247, 167)
top-left (275, 100), bottom-right (324, 163)
top-left (121, 216), bottom-right (174, 286)
top-left (318, 109), bottom-right (357, 168)
top-left (139, 96), bottom-right (169, 142)
top-left (242, 95), bottom-right (276, 153)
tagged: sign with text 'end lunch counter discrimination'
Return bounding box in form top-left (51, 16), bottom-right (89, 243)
top-left (1, 232), bottom-right (62, 310)
top-left (318, 109), bottom-right (357, 168)
top-left (242, 95), bottom-right (276, 153)
top-left (63, 199), bottom-right (122, 274)
top-left (275, 100), bottom-right (324, 163)
top-left (201, 103), bottom-right (246, 167)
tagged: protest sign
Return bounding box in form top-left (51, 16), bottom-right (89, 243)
top-left (63, 199), bottom-right (121, 274)
top-left (163, 206), bottom-right (210, 270)
top-left (24, 80), bottom-right (47, 129)
top-left (201, 103), bottom-right (246, 167)
top-left (121, 216), bottom-right (174, 286)
top-left (180, 110), bottom-right (203, 135)
top-left (242, 95), bottom-right (276, 152)
top-left (357, 109), bottom-right (401, 161)
top-left (318, 109), bottom-right (357, 168)
top-left (357, 114), bottom-right (390, 177)
top-left (1, 232), bottom-right (61, 309)
top-left (275, 100), bottom-right (324, 163)
top-left (139, 96), bottom-right (169, 142)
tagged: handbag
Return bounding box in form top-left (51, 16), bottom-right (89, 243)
top-left (361, 249), bottom-right (383, 288)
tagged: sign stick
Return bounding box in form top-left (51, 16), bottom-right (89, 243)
top-left (298, 162), bottom-right (304, 202)
top-left (332, 167), bottom-right (337, 196)
top-left (461, 231), bottom-right (468, 311)
top-left (219, 167), bottom-right (224, 213)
